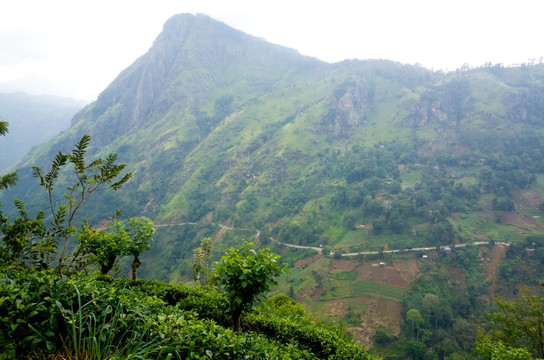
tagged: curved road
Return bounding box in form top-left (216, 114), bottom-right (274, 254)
top-left (270, 237), bottom-right (495, 257)
top-left (152, 221), bottom-right (498, 257)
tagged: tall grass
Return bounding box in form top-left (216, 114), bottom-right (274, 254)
top-left (59, 286), bottom-right (164, 360)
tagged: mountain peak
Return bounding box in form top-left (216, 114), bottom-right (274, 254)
top-left (71, 13), bottom-right (322, 143)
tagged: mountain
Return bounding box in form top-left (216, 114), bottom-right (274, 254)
top-left (0, 92), bottom-right (86, 171)
top-left (3, 13), bottom-right (544, 357)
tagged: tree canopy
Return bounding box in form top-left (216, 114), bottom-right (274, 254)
top-left (0, 119), bottom-right (17, 191)
top-left (477, 286), bottom-right (544, 359)
top-left (214, 240), bottom-right (287, 333)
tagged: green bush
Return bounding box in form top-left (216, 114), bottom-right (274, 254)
top-left (265, 294), bottom-right (306, 317)
top-left (99, 277), bottom-right (231, 327)
top-left (0, 267), bottom-right (67, 354)
top-left (0, 268), bottom-right (375, 359)
top-left (243, 312), bottom-right (374, 359)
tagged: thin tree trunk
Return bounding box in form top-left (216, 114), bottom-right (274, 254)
top-left (233, 307), bottom-right (243, 334)
top-left (101, 254), bottom-right (116, 275)
top-left (131, 256), bottom-right (141, 281)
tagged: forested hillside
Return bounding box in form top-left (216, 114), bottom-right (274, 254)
top-left (2, 13), bottom-right (544, 359)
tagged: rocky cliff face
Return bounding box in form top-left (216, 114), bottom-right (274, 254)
top-left (70, 14), bottom-right (323, 146)
top-left (318, 80), bottom-right (369, 137)
top-left (405, 96), bottom-right (452, 128)
top-left (70, 15), bottom-right (196, 143)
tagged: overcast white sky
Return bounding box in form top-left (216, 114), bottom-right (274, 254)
top-left (1, 0), bottom-right (543, 101)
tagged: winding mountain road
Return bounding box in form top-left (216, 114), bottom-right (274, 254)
top-left (269, 237), bottom-right (496, 257)
top-left (153, 221), bottom-right (498, 257)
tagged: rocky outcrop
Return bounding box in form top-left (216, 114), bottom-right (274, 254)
top-left (403, 78), bottom-right (470, 129)
top-left (70, 14), bottom-right (322, 146)
top-left (404, 96), bottom-right (451, 128)
top-left (318, 80), bottom-right (369, 138)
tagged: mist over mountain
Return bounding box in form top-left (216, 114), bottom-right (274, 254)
top-left (2, 13), bottom-right (544, 356)
top-left (0, 92), bottom-right (86, 171)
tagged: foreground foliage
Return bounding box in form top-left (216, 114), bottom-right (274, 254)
top-left (0, 267), bottom-right (376, 359)
top-left (214, 240), bottom-right (287, 333)
top-left (477, 286), bottom-right (544, 359)
top-left (0, 119), bottom-right (17, 192)
top-left (0, 135), bottom-right (133, 274)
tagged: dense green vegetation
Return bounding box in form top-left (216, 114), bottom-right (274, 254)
top-left (0, 135), bottom-right (374, 359)
top-left (498, 236), bottom-right (544, 290)
top-left (4, 18), bottom-right (544, 269)
top-left (3, 13), bottom-right (544, 359)
top-left (0, 268), bottom-right (375, 359)
top-left (476, 286), bottom-right (544, 360)
top-left (390, 247), bottom-right (487, 358)
top-left (215, 240), bottom-right (287, 333)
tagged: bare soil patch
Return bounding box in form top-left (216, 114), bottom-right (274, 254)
top-left (446, 265), bottom-right (466, 290)
top-left (309, 285), bottom-right (323, 301)
top-left (328, 258), bottom-right (358, 273)
top-left (295, 254), bottom-right (322, 269)
top-left (295, 257), bottom-right (421, 349)
top-left (295, 283), bottom-right (322, 302)
top-left (212, 226), bottom-right (227, 243)
top-left (202, 211), bottom-right (214, 223)
top-left (480, 244), bottom-right (506, 297)
top-left (324, 299), bottom-right (349, 317)
top-left (346, 297), bottom-right (403, 349)
top-left (516, 189), bottom-right (542, 209)
top-left (501, 211), bottom-right (541, 229)
top-left (356, 259), bottom-right (419, 288)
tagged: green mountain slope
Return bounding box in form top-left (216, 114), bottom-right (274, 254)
top-left (3, 12), bottom-right (544, 358)
top-left (2, 14), bottom-right (544, 276)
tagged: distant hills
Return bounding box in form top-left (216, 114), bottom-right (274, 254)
top-left (2, 13), bottom-right (544, 281)
top-left (0, 92), bottom-right (86, 171)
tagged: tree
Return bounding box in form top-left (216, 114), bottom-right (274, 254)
top-left (1, 135), bottom-right (132, 272)
top-left (32, 135), bottom-right (132, 273)
top-left (76, 220), bottom-right (128, 275)
top-left (475, 336), bottom-right (533, 360)
top-left (0, 119), bottom-right (18, 191)
top-left (76, 217), bottom-right (154, 277)
top-left (124, 217), bottom-right (155, 280)
top-left (422, 293), bottom-right (440, 330)
top-left (405, 339), bottom-right (426, 360)
top-left (477, 286), bottom-right (544, 359)
top-left (214, 240), bottom-right (287, 333)
top-left (0, 200), bottom-right (48, 267)
top-left (0, 119), bottom-right (6, 135)
top-left (192, 237), bottom-right (213, 286)
top-left (406, 309), bottom-right (424, 340)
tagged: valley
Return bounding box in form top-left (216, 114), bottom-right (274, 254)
top-left (2, 13), bottom-right (544, 359)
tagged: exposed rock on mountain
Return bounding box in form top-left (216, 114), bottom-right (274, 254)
top-left (318, 80), bottom-right (369, 137)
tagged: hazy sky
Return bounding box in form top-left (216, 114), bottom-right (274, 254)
top-left (1, 0), bottom-right (543, 101)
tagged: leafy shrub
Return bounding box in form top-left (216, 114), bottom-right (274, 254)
top-left (242, 312), bottom-right (374, 359)
top-left (99, 277), bottom-right (231, 327)
top-left (0, 269), bottom-right (375, 359)
top-left (148, 308), bottom-right (315, 359)
top-left (265, 294), bottom-right (306, 317)
top-left (0, 267), bottom-right (68, 355)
